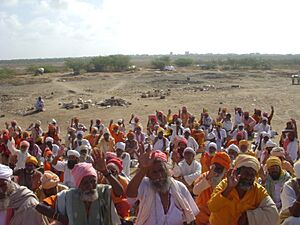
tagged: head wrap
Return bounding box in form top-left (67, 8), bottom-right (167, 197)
top-left (262, 117), bottom-right (268, 122)
top-left (212, 152), bottom-right (231, 170)
top-left (107, 158), bottom-right (123, 173)
top-left (207, 132), bottom-right (216, 140)
top-left (111, 124), bottom-right (119, 130)
top-left (216, 122), bottom-right (223, 127)
top-left (105, 152), bottom-right (117, 161)
top-left (157, 127), bottom-right (164, 134)
top-left (0, 164), bottom-right (13, 181)
top-left (234, 154), bottom-right (260, 173)
top-left (261, 131), bottom-right (270, 138)
top-left (266, 156), bottom-right (282, 170)
top-left (238, 123), bottom-right (244, 127)
top-left (35, 120), bottom-right (41, 126)
top-left (117, 119), bottom-right (123, 124)
top-left (177, 137), bottom-right (188, 145)
top-left (76, 130), bottom-right (84, 136)
top-left (26, 156), bottom-right (38, 166)
top-left (226, 144), bottom-right (240, 154)
top-left (71, 162), bottom-right (98, 188)
top-left (67, 150), bottom-right (80, 158)
top-left (44, 149), bottom-right (53, 157)
top-left (52, 145), bottom-right (60, 157)
top-left (41, 171), bottom-right (60, 190)
top-left (45, 137), bottom-right (54, 143)
top-left (265, 140), bottom-right (277, 148)
top-left (50, 118), bottom-right (57, 124)
top-left (239, 140), bottom-right (249, 148)
top-left (20, 140), bottom-right (30, 148)
top-left (183, 147), bottom-right (196, 156)
top-left (208, 142), bottom-right (217, 150)
top-left (115, 142), bottom-right (126, 151)
top-left (271, 147), bottom-right (285, 158)
top-left (294, 160), bottom-right (300, 179)
top-left (184, 128), bottom-right (191, 134)
top-left (48, 124), bottom-right (56, 131)
top-left (91, 127), bottom-right (98, 132)
top-left (127, 131), bottom-right (135, 139)
top-left (103, 128), bottom-right (110, 135)
top-left (151, 150), bottom-right (167, 162)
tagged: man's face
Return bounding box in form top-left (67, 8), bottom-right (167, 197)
top-left (209, 147), bottom-right (216, 156)
top-left (158, 131), bottom-right (163, 139)
top-left (80, 149), bottom-right (88, 157)
top-left (268, 165), bottom-right (281, 180)
top-left (148, 161), bottom-right (170, 193)
top-left (228, 149), bottom-right (238, 160)
top-left (288, 132), bottom-right (295, 141)
top-left (25, 163), bottom-right (36, 174)
top-left (240, 145), bottom-right (248, 153)
top-left (0, 179), bottom-right (13, 210)
top-left (237, 167), bottom-right (256, 191)
top-left (67, 156), bottom-right (79, 169)
top-left (184, 152), bottom-right (194, 164)
top-left (46, 142), bottom-right (52, 149)
top-left (184, 132), bottom-right (190, 139)
top-left (116, 148), bottom-right (123, 157)
top-left (107, 164), bottom-right (119, 177)
top-left (79, 175), bottom-right (98, 202)
top-left (77, 134), bottom-right (83, 140)
top-left (11, 122), bottom-right (16, 127)
top-left (96, 120), bottom-right (101, 125)
top-left (238, 126), bottom-right (244, 131)
top-left (43, 186), bottom-right (57, 197)
top-left (104, 133), bottom-right (109, 141)
top-left (113, 128), bottom-right (118, 134)
top-left (262, 120), bottom-right (267, 125)
top-left (263, 136), bottom-right (269, 143)
top-left (20, 144), bottom-right (28, 152)
top-left (178, 142), bottom-right (187, 151)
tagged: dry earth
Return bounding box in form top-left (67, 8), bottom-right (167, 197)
top-left (0, 68), bottom-right (299, 138)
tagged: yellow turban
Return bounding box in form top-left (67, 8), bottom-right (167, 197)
top-left (239, 140), bottom-right (249, 148)
top-left (41, 171), bottom-right (60, 190)
top-left (266, 156), bottom-right (282, 170)
top-left (234, 154), bottom-right (260, 173)
top-left (25, 156), bottom-right (38, 166)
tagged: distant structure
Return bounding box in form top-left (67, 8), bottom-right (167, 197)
top-left (292, 75), bottom-right (300, 85)
top-left (185, 51), bottom-right (190, 55)
top-left (170, 52), bottom-right (173, 56)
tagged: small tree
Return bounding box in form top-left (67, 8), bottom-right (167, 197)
top-left (65, 58), bottom-right (88, 75)
top-left (151, 56), bottom-right (171, 70)
top-left (174, 57), bottom-right (194, 67)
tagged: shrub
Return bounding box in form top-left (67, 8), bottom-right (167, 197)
top-left (174, 57), bottom-right (194, 67)
top-left (151, 56), bottom-right (171, 70)
top-left (90, 55), bottom-right (131, 72)
top-left (0, 67), bottom-right (17, 79)
top-left (65, 58), bottom-right (89, 75)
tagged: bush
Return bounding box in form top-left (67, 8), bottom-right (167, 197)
top-left (0, 67), bottom-right (17, 79)
top-left (174, 57), bottom-right (194, 67)
top-left (65, 58), bottom-right (89, 75)
top-left (26, 65), bottom-right (63, 74)
top-left (90, 55), bottom-right (130, 72)
top-left (151, 56), bottom-right (171, 70)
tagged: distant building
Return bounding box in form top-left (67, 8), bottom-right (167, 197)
top-left (170, 52), bottom-right (173, 55)
top-left (185, 51), bottom-right (190, 55)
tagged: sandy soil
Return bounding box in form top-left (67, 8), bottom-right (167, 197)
top-left (0, 68), bottom-right (299, 138)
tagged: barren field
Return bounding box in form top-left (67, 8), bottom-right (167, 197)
top-left (0, 68), bottom-right (299, 138)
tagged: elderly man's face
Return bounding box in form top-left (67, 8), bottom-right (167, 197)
top-left (0, 179), bottom-right (14, 210)
top-left (209, 147), bottom-right (216, 156)
top-left (237, 167), bottom-right (256, 191)
top-left (79, 175), bottom-right (98, 202)
top-left (20, 144), bottom-right (28, 152)
top-left (107, 164), bottom-right (119, 177)
top-left (228, 149), bottom-right (238, 160)
top-left (25, 163), bottom-right (36, 174)
top-left (184, 152), bottom-right (194, 164)
top-left (148, 161), bottom-right (170, 193)
top-left (268, 165), bottom-right (281, 180)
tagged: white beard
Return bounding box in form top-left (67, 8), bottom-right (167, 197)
top-left (0, 197), bottom-right (10, 210)
top-left (150, 177), bottom-right (172, 193)
top-left (210, 171), bottom-right (226, 188)
top-left (80, 189), bottom-right (99, 202)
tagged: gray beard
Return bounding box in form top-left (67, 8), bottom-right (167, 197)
top-left (150, 177), bottom-right (171, 193)
top-left (210, 171), bottom-right (225, 188)
top-left (80, 189), bottom-right (99, 202)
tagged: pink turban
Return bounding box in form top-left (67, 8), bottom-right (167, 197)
top-left (152, 150), bottom-right (167, 162)
top-left (20, 140), bottom-right (30, 148)
top-left (71, 162), bottom-right (97, 188)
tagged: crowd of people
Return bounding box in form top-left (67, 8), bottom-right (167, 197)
top-left (0, 106), bottom-right (299, 225)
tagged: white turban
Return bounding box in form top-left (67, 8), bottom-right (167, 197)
top-left (52, 144), bottom-right (60, 157)
top-left (265, 140), bottom-right (277, 148)
top-left (227, 144), bottom-right (240, 154)
top-left (184, 128), bottom-right (191, 134)
top-left (295, 160), bottom-right (300, 179)
top-left (67, 150), bottom-right (80, 158)
top-left (115, 142), bottom-right (126, 151)
top-left (207, 132), bottom-right (216, 140)
top-left (0, 164), bottom-right (13, 181)
top-left (45, 137), bottom-right (54, 143)
top-left (208, 142), bottom-right (217, 150)
top-left (234, 154), bottom-right (260, 173)
top-left (183, 147), bottom-right (196, 156)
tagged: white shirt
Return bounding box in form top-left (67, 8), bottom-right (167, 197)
top-left (187, 136), bottom-right (199, 151)
top-left (173, 160), bottom-right (202, 185)
top-left (169, 125), bottom-right (184, 142)
top-left (53, 161), bottom-right (76, 188)
top-left (212, 128), bottom-right (227, 149)
top-left (287, 139), bottom-right (299, 162)
top-left (7, 140), bottom-right (31, 170)
top-left (135, 178), bottom-right (199, 225)
top-left (153, 138), bottom-right (170, 152)
top-left (223, 120), bottom-right (233, 132)
top-left (119, 152), bottom-right (131, 178)
top-left (281, 180), bottom-right (297, 212)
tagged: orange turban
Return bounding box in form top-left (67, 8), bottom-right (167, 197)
top-left (127, 131), bottom-right (135, 139)
top-left (211, 152), bottom-right (231, 170)
top-left (25, 156), bottom-right (38, 166)
top-left (239, 140), bottom-right (249, 148)
top-left (41, 171), bottom-right (60, 189)
top-left (266, 156), bottom-right (282, 170)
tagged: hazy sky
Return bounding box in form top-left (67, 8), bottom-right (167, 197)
top-left (1, 0), bottom-right (300, 59)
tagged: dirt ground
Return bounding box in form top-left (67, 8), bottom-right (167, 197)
top-left (0, 68), bottom-right (299, 138)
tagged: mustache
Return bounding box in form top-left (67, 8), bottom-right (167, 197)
top-left (150, 177), bottom-right (171, 193)
top-left (80, 189), bottom-right (98, 202)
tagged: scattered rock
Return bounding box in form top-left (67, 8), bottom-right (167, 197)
top-left (231, 85), bottom-right (240, 88)
top-left (0, 115), bottom-right (5, 118)
top-left (96, 97), bottom-right (131, 107)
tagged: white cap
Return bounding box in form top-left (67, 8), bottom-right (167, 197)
top-left (226, 144), bottom-right (240, 153)
top-left (262, 117), bottom-right (268, 121)
top-left (79, 145), bottom-right (89, 151)
top-left (261, 131), bottom-right (270, 138)
top-left (45, 137), bottom-right (54, 143)
top-left (115, 142), bottom-right (126, 151)
top-left (52, 145), bottom-right (60, 157)
top-left (67, 150), bottom-right (80, 158)
top-left (183, 147), bottom-right (196, 156)
top-left (208, 142), bottom-right (217, 150)
top-left (207, 132), bottom-right (216, 140)
top-left (184, 128), bottom-right (191, 134)
top-left (265, 140), bottom-right (277, 148)
top-left (35, 120), bottom-right (41, 126)
top-left (76, 130), bottom-right (84, 136)
top-left (238, 123), bottom-right (244, 127)
top-left (103, 128), bottom-right (110, 135)
top-left (50, 118), bottom-right (57, 124)
top-left (295, 160), bottom-right (300, 179)
top-left (117, 119), bottom-right (123, 124)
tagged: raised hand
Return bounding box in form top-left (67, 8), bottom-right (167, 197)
top-left (206, 165), bottom-right (219, 181)
top-left (226, 169), bottom-right (240, 189)
top-left (138, 150), bottom-right (154, 169)
top-left (92, 150), bottom-right (107, 172)
top-left (90, 119), bottom-right (93, 125)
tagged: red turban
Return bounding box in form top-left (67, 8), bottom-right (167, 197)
top-left (151, 150), bottom-right (167, 162)
top-left (107, 158), bottom-right (123, 173)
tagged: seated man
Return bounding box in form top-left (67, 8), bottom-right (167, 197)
top-left (127, 150), bottom-right (199, 225)
top-left (200, 142), bottom-right (217, 173)
top-left (208, 154), bottom-right (279, 225)
top-left (280, 160), bottom-right (300, 225)
top-left (35, 96), bottom-right (45, 111)
top-left (173, 147), bottom-right (201, 192)
top-left (261, 156), bottom-right (291, 210)
top-left (0, 164), bottom-right (49, 225)
top-left (193, 152), bottom-right (231, 225)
